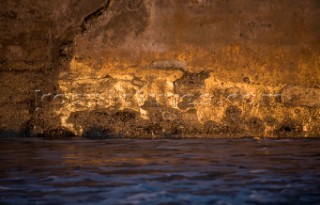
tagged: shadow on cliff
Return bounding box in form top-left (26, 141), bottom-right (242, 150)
top-left (23, 1), bottom-right (113, 139)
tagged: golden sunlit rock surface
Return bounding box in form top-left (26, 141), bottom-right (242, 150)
top-left (1, 0), bottom-right (320, 138)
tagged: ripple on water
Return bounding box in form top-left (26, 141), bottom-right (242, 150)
top-left (0, 138), bottom-right (319, 205)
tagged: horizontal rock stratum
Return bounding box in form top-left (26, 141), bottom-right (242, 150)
top-left (0, 0), bottom-right (320, 138)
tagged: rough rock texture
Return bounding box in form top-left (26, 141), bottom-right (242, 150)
top-left (1, 0), bottom-right (320, 138)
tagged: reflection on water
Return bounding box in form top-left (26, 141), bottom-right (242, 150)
top-left (0, 139), bottom-right (319, 205)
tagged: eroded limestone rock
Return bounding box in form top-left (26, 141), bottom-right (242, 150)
top-left (281, 86), bottom-right (320, 108)
top-left (1, 0), bottom-right (320, 138)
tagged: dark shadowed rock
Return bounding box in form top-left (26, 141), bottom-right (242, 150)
top-left (276, 120), bottom-right (303, 137)
top-left (0, 129), bottom-right (19, 138)
top-left (42, 127), bottom-right (75, 140)
top-left (174, 71), bottom-right (210, 95)
top-left (82, 126), bottom-right (115, 139)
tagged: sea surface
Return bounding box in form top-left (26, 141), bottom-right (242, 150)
top-left (0, 138), bottom-right (319, 205)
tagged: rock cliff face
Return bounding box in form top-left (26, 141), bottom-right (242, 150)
top-left (1, 0), bottom-right (320, 138)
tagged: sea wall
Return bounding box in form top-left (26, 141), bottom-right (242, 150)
top-left (1, 0), bottom-right (320, 138)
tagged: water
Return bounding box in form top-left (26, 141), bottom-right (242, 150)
top-left (0, 138), bottom-right (319, 205)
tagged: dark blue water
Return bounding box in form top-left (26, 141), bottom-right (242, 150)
top-left (0, 138), bottom-right (319, 205)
